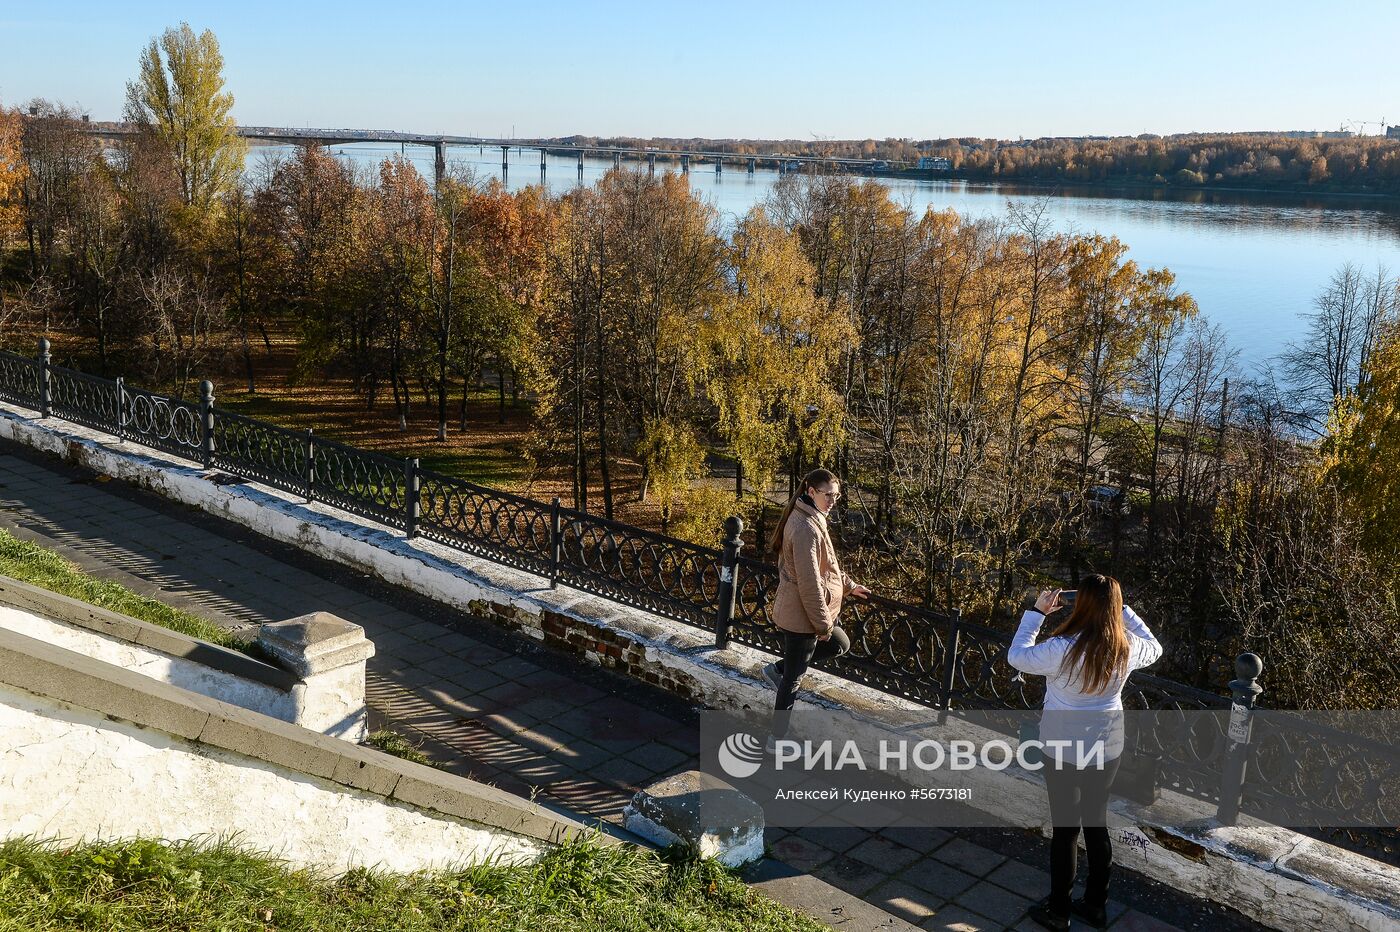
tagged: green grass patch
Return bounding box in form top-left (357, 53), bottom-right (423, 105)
top-left (0, 835), bottom-right (823, 932)
top-left (364, 729), bottom-right (438, 768)
top-left (0, 528), bottom-right (246, 653)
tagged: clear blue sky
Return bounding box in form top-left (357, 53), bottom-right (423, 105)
top-left (2, 0), bottom-right (1397, 140)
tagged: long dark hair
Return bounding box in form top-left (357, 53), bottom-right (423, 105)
top-left (1049, 574), bottom-right (1129, 695)
top-left (769, 468), bottom-right (838, 555)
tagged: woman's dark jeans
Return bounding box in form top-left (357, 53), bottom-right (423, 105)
top-left (769, 627), bottom-right (850, 738)
top-left (1043, 753), bottom-right (1122, 913)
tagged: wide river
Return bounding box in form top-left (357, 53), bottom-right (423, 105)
top-left (252, 143), bottom-right (1400, 369)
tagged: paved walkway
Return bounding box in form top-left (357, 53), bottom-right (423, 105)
top-left (0, 440), bottom-right (1264, 932)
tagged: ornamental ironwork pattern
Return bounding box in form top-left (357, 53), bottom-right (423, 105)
top-left (555, 509), bottom-right (722, 630)
top-left (49, 367), bottom-right (120, 436)
top-left (417, 469), bottom-right (553, 575)
top-left (211, 410), bottom-right (309, 498)
top-left (121, 385), bottom-right (202, 460)
top-left (307, 436), bottom-right (406, 528)
top-left (0, 352), bottom-right (37, 408)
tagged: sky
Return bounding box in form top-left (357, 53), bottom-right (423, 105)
top-left (2, 1), bottom-right (1398, 141)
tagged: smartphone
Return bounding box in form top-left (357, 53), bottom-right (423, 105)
top-left (1059, 590), bottom-right (1077, 608)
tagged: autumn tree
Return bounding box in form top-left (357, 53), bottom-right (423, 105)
top-left (701, 206), bottom-right (850, 530)
top-left (0, 100), bottom-right (27, 255)
top-left (125, 23), bottom-right (245, 212)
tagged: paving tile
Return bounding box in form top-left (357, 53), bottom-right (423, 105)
top-left (881, 826), bottom-right (953, 854)
top-left (900, 857), bottom-right (978, 900)
top-left (1109, 910), bottom-right (1184, 931)
top-left (398, 620), bottom-right (453, 642)
top-left (444, 667), bottom-right (507, 694)
top-left (545, 740), bottom-right (618, 772)
top-left (919, 904), bottom-right (999, 931)
top-left (931, 837), bottom-right (1007, 878)
top-left (488, 656), bottom-right (544, 679)
top-left (588, 756), bottom-right (656, 790)
top-left (379, 640), bottom-right (443, 666)
top-left (794, 825), bottom-right (875, 854)
top-left (867, 879), bottom-right (943, 924)
top-left (810, 854), bottom-right (887, 897)
top-left (983, 858), bottom-right (1049, 900)
top-left (956, 880), bottom-right (1032, 926)
top-left (625, 740), bottom-right (692, 775)
top-left (848, 834), bottom-right (923, 872)
top-left (770, 834), bottom-right (837, 871)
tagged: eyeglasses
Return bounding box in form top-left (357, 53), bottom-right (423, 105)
top-left (814, 488), bottom-right (842, 502)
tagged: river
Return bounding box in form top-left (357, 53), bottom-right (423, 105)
top-left (250, 143), bottom-right (1400, 370)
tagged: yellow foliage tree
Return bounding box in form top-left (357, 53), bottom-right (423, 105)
top-left (1325, 322), bottom-right (1400, 557)
top-left (0, 101), bottom-right (24, 247)
top-left (125, 23), bottom-right (245, 211)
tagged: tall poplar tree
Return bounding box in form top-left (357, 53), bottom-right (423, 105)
top-left (125, 23), bottom-right (245, 211)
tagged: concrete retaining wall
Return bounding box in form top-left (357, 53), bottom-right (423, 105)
top-left (0, 575), bottom-right (370, 740)
top-left (0, 624), bottom-right (600, 874)
top-left (1, 405), bottom-right (1396, 929)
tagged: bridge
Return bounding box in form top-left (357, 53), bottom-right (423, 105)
top-left (81, 121), bottom-right (892, 183)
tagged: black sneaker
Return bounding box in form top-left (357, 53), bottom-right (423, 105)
top-left (761, 663), bottom-right (782, 690)
top-left (1027, 899), bottom-right (1070, 931)
top-left (1071, 898), bottom-right (1108, 930)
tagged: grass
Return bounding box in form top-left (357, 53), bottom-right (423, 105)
top-left (363, 729), bottom-right (438, 768)
top-left (0, 527), bottom-right (246, 653)
top-left (0, 835), bottom-right (824, 932)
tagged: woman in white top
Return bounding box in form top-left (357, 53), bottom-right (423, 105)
top-left (1007, 574), bottom-right (1162, 931)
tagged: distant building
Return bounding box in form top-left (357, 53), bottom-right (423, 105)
top-left (918, 156), bottom-right (952, 171)
top-left (1388, 125), bottom-right (1400, 139)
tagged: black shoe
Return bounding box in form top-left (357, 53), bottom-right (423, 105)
top-left (1071, 898), bottom-right (1108, 930)
top-left (1027, 899), bottom-right (1070, 931)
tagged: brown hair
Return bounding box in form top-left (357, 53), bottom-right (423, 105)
top-left (1049, 574), bottom-right (1130, 695)
top-left (769, 468), bottom-right (839, 555)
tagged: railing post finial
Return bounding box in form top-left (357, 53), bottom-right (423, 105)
top-left (198, 379), bottom-right (215, 468)
top-left (37, 338), bottom-right (51, 418)
top-left (714, 516), bottom-right (744, 650)
top-left (1217, 652), bottom-right (1264, 826)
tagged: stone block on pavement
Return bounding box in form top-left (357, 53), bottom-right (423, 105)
top-left (622, 769), bottom-right (763, 867)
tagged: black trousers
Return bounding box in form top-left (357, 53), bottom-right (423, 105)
top-left (1043, 754), bottom-right (1121, 912)
top-left (770, 627), bottom-right (850, 738)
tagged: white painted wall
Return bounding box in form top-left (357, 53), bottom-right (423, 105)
top-left (0, 683), bottom-right (546, 874)
top-left (0, 604), bottom-right (292, 716)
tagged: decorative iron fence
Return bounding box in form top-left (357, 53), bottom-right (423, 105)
top-left (0, 340), bottom-right (1394, 863)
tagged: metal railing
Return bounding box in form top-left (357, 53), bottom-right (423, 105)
top-left (0, 340), bottom-right (1395, 863)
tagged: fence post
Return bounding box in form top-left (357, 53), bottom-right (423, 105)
top-left (304, 429), bottom-right (315, 503)
top-left (404, 457), bottom-right (420, 539)
top-left (939, 609), bottom-right (962, 711)
top-left (1216, 653), bottom-right (1264, 827)
top-left (37, 338), bottom-right (51, 417)
top-left (198, 380), bottom-right (215, 469)
top-left (114, 377), bottom-right (125, 442)
top-left (713, 516), bottom-right (744, 649)
top-left (549, 497), bottom-right (562, 589)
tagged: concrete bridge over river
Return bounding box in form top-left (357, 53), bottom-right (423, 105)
top-left (82, 121), bottom-right (890, 183)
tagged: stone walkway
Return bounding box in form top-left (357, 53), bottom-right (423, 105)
top-left (0, 440), bottom-right (1265, 932)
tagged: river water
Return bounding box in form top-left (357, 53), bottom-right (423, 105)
top-left (251, 143), bottom-right (1400, 369)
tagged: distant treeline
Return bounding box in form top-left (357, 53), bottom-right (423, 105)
top-left (556, 132), bottom-right (1400, 195)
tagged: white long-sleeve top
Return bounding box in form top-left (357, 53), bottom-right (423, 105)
top-left (1007, 605), bottom-right (1163, 764)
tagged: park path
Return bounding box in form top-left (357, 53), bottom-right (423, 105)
top-left (0, 439), bottom-right (1264, 932)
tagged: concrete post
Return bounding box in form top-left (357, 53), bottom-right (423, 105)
top-left (648, 152), bottom-right (656, 176)
top-left (747, 158), bottom-right (756, 174)
top-left (681, 154), bottom-right (690, 174)
top-left (257, 612), bottom-right (375, 742)
top-left (434, 141), bottom-right (448, 185)
top-left (715, 157), bottom-right (722, 175)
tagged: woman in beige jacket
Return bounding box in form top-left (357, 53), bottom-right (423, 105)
top-left (763, 468), bottom-right (869, 747)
